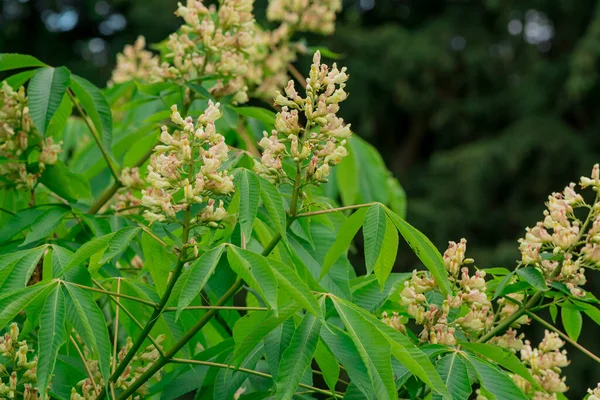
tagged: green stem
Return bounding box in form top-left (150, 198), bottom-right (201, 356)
top-left (526, 311), bottom-right (600, 363)
top-left (296, 202), bottom-right (377, 218)
top-left (68, 282), bottom-right (157, 308)
top-left (170, 358), bottom-right (344, 399)
top-left (116, 171), bottom-right (305, 400)
top-left (68, 89), bottom-right (120, 181)
top-left (163, 305), bottom-right (267, 312)
top-left (97, 209), bottom-right (192, 400)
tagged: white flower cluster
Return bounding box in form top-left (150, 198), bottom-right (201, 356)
top-left (387, 239), bottom-right (533, 346)
top-left (518, 164), bottom-right (600, 297)
top-left (0, 82), bottom-right (62, 190)
top-left (0, 323), bottom-right (42, 400)
top-left (70, 335), bottom-right (165, 400)
top-left (267, 0), bottom-right (342, 35)
top-left (588, 384), bottom-right (600, 400)
top-left (110, 167), bottom-right (144, 215)
top-left (151, 0), bottom-right (255, 104)
top-left (254, 51), bottom-right (351, 185)
top-left (109, 36), bottom-right (160, 86)
top-left (141, 102), bottom-right (233, 226)
top-left (512, 330), bottom-right (569, 399)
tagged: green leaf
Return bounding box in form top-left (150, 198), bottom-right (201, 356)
top-left (561, 304), bottom-right (583, 341)
top-left (276, 312), bottom-right (322, 400)
top-left (0, 53), bottom-right (46, 72)
top-left (235, 169), bottom-right (261, 240)
top-left (21, 206), bottom-right (69, 246)
top-left (175, 245), bottom-right (225, 319)
top-left (141, 232), bottom-right (174, 297)
top-left (363, 204), bottom-right (387, 275)
top-left (465, 354), bottom-right (528, 400)
top-left (383, 206), bottom-right (452, 296)
top-left (234, 106), bottom-right (276, 126)
top-left (314, 339), bottom-right (340, 396)
top-left (0, 282), bottom-right (56, 329)
top-left (433, 353), bottom-right (471, 400)
top-left (374, 216), bottom-right (399, 289)
top-left (0, 208), bottom-right (44, 242)
top-left (320, 323), bottom-right (374, 399)
top-left (59, 227), bottom-right (139, 277)
top-left (550, 303), bottom-right (559, 323)
top-left (459, 342), bottom-right (536, 386)
top-left (63, 283), bottom-right (111, 382)
top-left (232, 302), bottom-right (300, 367)
top-left (227, 246), bottom-right (278, 312)
top-left (259, 177), bottom-right (287, 237)
top-left (269, 259), bottom-right (321, 317)
top-left (40, 161), bottom-right (91, 201)
top-left (332, 297), bottom-right (449, 399)
top-left (321, 207), bottom-right (367, 280)
top-left (516, 267), bottom-right (547, 291)
top-left (28, 66), bottom-right (71, 136)
top-left (5, 69), bottom-right (37, 88)
top-left (46, 93), bottom-right (73, 138)
top-left (37, 285), bottom-right (67, 399)
top-left (69, 74), bottom-right (113, 154)
top-left (0, 247), bottom-right (46, 293)
top-left (264, 318), bottom-right (294, 381)
top-left (99, 226), bottom-right (140, 264)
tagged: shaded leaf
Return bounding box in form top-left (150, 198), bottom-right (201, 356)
top-left (141, 232), bottom-right (174, 297)
top-left (432, 353), bottom-right (471, 400)
top-left (22, 206), bottom-right (69, 246)
top-left (465, 354), bottom-right (527, 400)
top-left (235, 169), bottom-right (261, 240)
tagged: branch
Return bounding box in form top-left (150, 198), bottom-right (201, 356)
top-left (170, 358), bottom-right (344, 399)
top-left (68, 89), bottom-right (120, 181)
top-left (68, 282), bottom-right (158, 308)
top-left (70, 336), bottom-right (99, 395)
top-left (526, 311), bottom-right (600, 364)
top-left (296, 202), bottom-right (376, 218)
top-left (163, 305), bottom-right (267, 312)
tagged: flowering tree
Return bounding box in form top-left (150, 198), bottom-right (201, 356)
top-left (0, 1), bottom-right (599, 399)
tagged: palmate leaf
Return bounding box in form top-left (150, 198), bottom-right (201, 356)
top-left (227, 246), bottom-right (278, 312)
top-left (28, 66), bottom-right (71, 136)
top-left (0, 246), bottom-right (46, 293)
top-left (174, 244), bottom-right (225, 319)
top-left (63, 283), bottom-right (112, 383)
top-left (0, 281), bottom-right (57, 329)
top-left (383, 206), bottom-right (452, 296)
top-left (37, 284), bottom-right (67, 400)
top-left (465, 354), bottom-right (528, 400)
top-left (0, 208), bottom-right (45, 242)
top-left (432, 353), bottom-right (472, 400)
top-left (234, 169), bottom-right (261, 240)
top-left (275, 312), bottom-right (322, 400)
top-left (331, 297), bottom-right (450, 399)
top-left (259, 177), bottom-right (287, 237)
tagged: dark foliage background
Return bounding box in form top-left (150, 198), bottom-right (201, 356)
top-left (2, 0), bottom-right (600, 396)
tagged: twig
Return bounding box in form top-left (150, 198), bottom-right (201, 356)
top-left (170, 358), bottom-right (344, 399)
top-left (112, 278), bottom-right (122, 375)
top-left (526, 311), bottom-right (600, 364)
top-left (70, 336), bottom-right (99, 394)
top-left (288, 63), bottom-right (307, 89)
top-left (68, 282), bottom-right (158, 308)
top-left (296, 202), bottom-right (377, 218)
top-left (163, 305), bottom-right (267, 312)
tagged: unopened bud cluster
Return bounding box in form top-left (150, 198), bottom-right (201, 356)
top-left (70, 335), bottom-right (165, 400)
top-left (151, 0), bottom-right (255, 104)
top-left (0, 323), bottom-right (43, 399)
top-left (512, 330), bottom-right (569, 399)
top-left (109, 36), bottom-right (160, 86)
top-left (141, 102), bottom-right (233, 226)
top-left (254, 51), bottom-right (351, 186)
top-left (518, 164), bottom-right (600, 297)
top-left (0, 82), bottom-right (62, 190)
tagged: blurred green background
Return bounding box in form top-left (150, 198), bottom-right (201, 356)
top-left (2, 0), bottom-right (599, 396)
